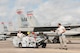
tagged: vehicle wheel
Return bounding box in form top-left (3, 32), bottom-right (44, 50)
top-left (35, 43), bottom-right (39, 48)
top-left (53, 39), bottom-right (58, 43)
top-left (42, 43), bottom-right (46, 48)
top-left (19, 43), bottom-right (22, 48)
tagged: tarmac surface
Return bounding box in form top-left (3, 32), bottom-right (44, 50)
top-left (0, 38), bottom-right (80, 53)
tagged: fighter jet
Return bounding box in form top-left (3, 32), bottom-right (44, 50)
top-left (9, 10), bottom-right (80, 36)
top-left (9, 10), bottom-right (80, 43)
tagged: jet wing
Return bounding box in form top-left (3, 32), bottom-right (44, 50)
top-left (34, 27), bottom-right (57, 32)
top-left (64, 25), bottom-right (80, 29)
top-left (34, 25), bottom-right (80, 32)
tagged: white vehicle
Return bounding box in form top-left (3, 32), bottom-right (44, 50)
top-left (0, 35), bottom-right (6, 40)
top-left (13, 34), bottom-right (48, 48)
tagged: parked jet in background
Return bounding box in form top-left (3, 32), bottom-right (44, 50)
top-left (10, 10), bottom-right (80, 36)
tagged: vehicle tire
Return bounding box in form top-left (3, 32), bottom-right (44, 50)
top-left (52, 39), bottom-right (58, 43)
top-left (42, 43), bottom-right (46, 48)
top-left (19, 43), bottom-right (22, 48)
top-left (35, 43), bottom-right (39, 48)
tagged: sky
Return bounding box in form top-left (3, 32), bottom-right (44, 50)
top-left (0, 0), bottom-right (80, 31)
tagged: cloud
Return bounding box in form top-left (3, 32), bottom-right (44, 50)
top-left (0, 6), bottom-right (8, 17)
top-left (14, 0), bottom-right (44, 11)
top-left (0, 0), bottom-right (80, 28)
top-left (0, 0), bottom-right (10, 20)
top-left (0, 0), bottom-right (9, 4)
top-left (34, 0), bottom-right (80, 26)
